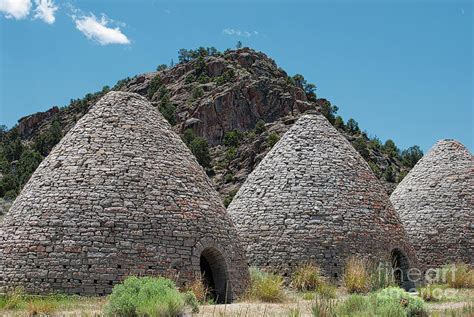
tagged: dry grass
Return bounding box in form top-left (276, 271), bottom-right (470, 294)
top-left (2, 288), bottom-right (25, 310)
top-left (291, 263), bottom-right (324, 291)
top-left (428, 302), bottom-right (474, 317)
top-left (291, 263), bottom-right (337, 299)
top-left (419, 284), bottom-right (449, 302)
top-left (445, 263), bottom-right (474, 289)
top-left (26, 298), bottom-right (58, 316)
top-left (342, 256), bottom-right (370, 294)
top-left (311, 297), bottom-right (337, 317)
top-left (184, 277), bottom-right (209, 303)
top-left (244, 267), bottom-right (286, 303)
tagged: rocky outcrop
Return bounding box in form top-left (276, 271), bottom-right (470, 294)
top-left (0, 92), bottom-right (249, 300)
top-left (17, 107), bottom-right (59, 139)
top-left (3, 48), bottom-right (417, 207)
top-left (120, 48), bottom-right (312, 145)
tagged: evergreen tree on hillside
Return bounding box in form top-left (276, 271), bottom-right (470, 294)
top-left (401, 145), bottom-right (423, 167)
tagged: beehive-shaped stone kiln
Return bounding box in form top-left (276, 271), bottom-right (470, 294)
top-left (228, 113), bottom-right (418, 288)
top-left (0, 92), bottom-right (248, 301)
top-left (391, 140), bottom-right (473, 269)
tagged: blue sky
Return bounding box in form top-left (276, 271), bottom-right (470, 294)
top-left (0, 0), bottom-right (472, 152)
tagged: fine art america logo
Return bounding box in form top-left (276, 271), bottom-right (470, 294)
top-left (378, 262), bottom-right (464, 299)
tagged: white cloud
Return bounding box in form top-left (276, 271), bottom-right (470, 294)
top-left (222, 28), bottom-right (258, 37)
top-left (73, 13), bottom-right (130, 45)
top-left (34, 0), bottom-right (57, 24)
top-left (0, 0), bottom-right (32, 19)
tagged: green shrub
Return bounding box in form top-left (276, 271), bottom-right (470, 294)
top-left (267, 132), bottom-right (280, 148)
top-left (181, 129), bottom-right (212, 168)
top-left (245, 267), bottom-right (286, 303)
top-left (191, 86), bottom-right (204, 99)
top-left (214, 69), bottom-right (236, 85)
top-left (352, 138), bottom-right (369, 160)
top-left (375, 287), bottom-right (426, 316)
top-left (223, 189), bottom-right (238, 208)
top-left (147, 75), bottom-right (163, 99)
top-left (158, 102), bottom-right (176, 126)
top-left (383, 139), bottom-right (400, 160)
top-left (373, 299), bottom-right (406, 317)
top-left (17, 149), bottom-right (42, 185)
top-left (335, 294), bottom-right (368, 316)
top-left (316, 283), bottom-right (337, 299)
top-left (156, 64), bottom-right (167, 71)
top-left (335, 288), bottom-right (426, 317)
top-left (185, 73), bottom-right (195, 84)
top-left (384, 166), bottom-right (396, 182)
top-left (225, 146), bottom-right (237, 162)
top-left (182, 129), bottom-right (196, 145)
top-left (346, 118), bottom-right (360, 134)
top-left (182, 291), bottom-right (199, 313)
top-left (0, 173), bottom-right (19, 198)
top-left (104, 276), bottom-right (197, 316)
top-left (197, 73), bottom-right (210, 84)
top-left (343, 257), bottom-right (370, 294)
top-left (255, 120), bottom-right (266, 134)
top-left (368, 161), bottom-right (382, 178)
top-left (3, 287), bottom-right (25, 310)
top-left (189, 137), bottom-right (211, 168)
top-left (401, 146), bottom-right (423, 168)
top-left (224, 173), bottom-right (234, 183)
top-left (291, 263), bottom-right (324, 291)
top-left (418, 284), bottom-right (443, 302)
top-left (397, 170), bottom-right (408, 183)
top-left (33, 119), bottom-right (62, 156)
top-left (334, 116), bottom-right (345, 130)
top-left (223, 130), bottom-right (241, 147)
top-left (369, 262), bottom-right (396, 291)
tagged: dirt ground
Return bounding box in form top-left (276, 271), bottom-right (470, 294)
top-left (1, 289), bottom-right (473, 316)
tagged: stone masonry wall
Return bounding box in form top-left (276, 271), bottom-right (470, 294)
top-left (391, 140), bottom-right (473, 269)
top-left (228, 113), bottom-right (419, 282)
top-left (0, 92), bottom-right (249, 300)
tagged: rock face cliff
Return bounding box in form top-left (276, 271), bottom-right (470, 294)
top-left (1, 47), bottom-right (418, 209)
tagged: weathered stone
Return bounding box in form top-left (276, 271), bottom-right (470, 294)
top-left (390, 140), bottom-right (473, 269)
top-left (228, 113), bottom-right (419, 288)
top-left (0, 92), bottom-right (248, 301)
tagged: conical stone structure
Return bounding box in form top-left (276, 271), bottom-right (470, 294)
top-left (390, 140), bottom-right (473, 269)
top-left (228, 113), bottom-right (418, 287)
top-left (0, 92), bottom-right (248, 301)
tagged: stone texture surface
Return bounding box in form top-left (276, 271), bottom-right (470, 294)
top-left (228, 113), bottom-right (419, 281)
top-left (0, 92), bottom-right (248, 300)
top-left (390, 140), bottom-right (473, 269)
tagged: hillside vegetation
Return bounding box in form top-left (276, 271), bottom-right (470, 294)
top-left (0, 46), bottom-right (423, 210)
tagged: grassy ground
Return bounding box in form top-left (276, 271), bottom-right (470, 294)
top-left (1, 288), bottom-right (472, 316)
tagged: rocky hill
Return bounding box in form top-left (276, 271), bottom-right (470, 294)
top-left (0, 47), bottom-right (423, 214)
